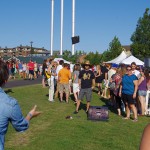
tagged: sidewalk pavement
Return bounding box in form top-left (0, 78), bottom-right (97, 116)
top-left (4, 76), bottom-right (42, 89)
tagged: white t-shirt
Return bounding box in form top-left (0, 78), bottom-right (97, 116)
top-left (55, 65), bottom-right (63, 80)
top-left (132, 70), bottom-right (140, 78)
top-left (108, 69), bottom-right (116, 81)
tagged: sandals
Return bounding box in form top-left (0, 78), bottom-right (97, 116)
top-left (73, 111), bottom-right (78, 114)
top-left (122, 117), bottom-right (138, 122)
top-left (132, 118), bottom-right (138, 122)
top-left (122, 117), bottom-right (130, 120)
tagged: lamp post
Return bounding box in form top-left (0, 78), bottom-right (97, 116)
top-left (72, 0), bottom-right (75, 55)
top-left (50, 0), bottom-right (54, 56)
top-left (60, 0), bottom-right (64, 55)
top-left (30, 41), bottom-right (33, 58)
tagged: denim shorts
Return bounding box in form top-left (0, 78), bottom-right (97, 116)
top-left (138, 90), bottom-right (147, 96)
top-left (78, 88), bottom-right (92, 102)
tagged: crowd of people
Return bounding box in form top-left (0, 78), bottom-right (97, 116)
top-left (0, 57), bottom-right (150, 149)
top-left (41, 58), bottom-right (150, 122)
top-left (2, 57), bottom-right (150, 120)
top-left (4, 59), bottom-right (41, 80)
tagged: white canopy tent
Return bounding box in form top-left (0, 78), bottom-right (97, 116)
top-left (53, 58), bottom-right (70, 64)
top-left (105, 51), bottom-right (128, 64)
top-left (120, 55), bottom-right (144, 66)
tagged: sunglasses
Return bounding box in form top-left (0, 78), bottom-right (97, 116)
top-left (127, 68), bottom-right (132, 71)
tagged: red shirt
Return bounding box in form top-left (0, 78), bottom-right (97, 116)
top-left (28, 61), bottom-right (34, 70)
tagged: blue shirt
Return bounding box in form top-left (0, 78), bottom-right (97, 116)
top-left (122, 74), bottom-right (137, 95)
top-left (0, 88), bottom-right (29, 150)
top-left (18, 63), bottom-right (23, 70)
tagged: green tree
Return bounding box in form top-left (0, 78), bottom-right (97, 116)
top-left (62, 50), bottom-right (72, 60)
top-left (131, 8), bottom-right (150, 59)
top-left (85, 51), bottom-right (101, 65)
top-left (100, 36), bottom-right (123, 62)
top-left (100, 50), bottom-right (111, 62)
top-left (108, 36), bottom-right (123, 59)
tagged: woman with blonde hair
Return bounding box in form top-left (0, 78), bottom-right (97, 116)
top-left (138, 68), bottom-right (147, 115)
top-left (95, 65), bottom-right (103, 95)
top-left (72, 64), bottom-right (81, 103)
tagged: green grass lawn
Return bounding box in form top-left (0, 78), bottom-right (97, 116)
top-left (4, 85), bottom-right (150, 150)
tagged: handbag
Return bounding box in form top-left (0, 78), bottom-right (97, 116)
top-left (108, 81), bottom-right (116, 90)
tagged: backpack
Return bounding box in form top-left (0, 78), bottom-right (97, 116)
top-left (45, 70), bottom-right (51, 79)
top-left (108, 81), bottom-right (116, 90)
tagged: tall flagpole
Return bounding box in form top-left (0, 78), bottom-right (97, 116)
top-left (72, 0), bottom-right (75, 55)
top-left (60, 0), bottom-right (64, 55)
top-left (50, 0), bottom-right (54, 56)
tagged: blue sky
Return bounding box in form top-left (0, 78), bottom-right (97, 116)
top-left (0, 0), bottom-right (149, 54)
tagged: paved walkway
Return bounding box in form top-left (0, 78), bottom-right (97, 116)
top-left (4, 76), bottom-right (42, 88)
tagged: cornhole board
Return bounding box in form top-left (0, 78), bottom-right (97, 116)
top-left (87, 106), bottom-right (109, 121)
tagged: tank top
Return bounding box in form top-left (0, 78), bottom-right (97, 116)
top-left (138, 77), bottom-right (147, 91)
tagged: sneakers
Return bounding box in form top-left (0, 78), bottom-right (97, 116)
top-left (73, 111), bottom-right (78, 114)
top-left (122, 117), bottom-right (130, 120)
top-left (48, 99), bottom-right (55, 102)
top-left (132, 118), bottom-right (138, 122)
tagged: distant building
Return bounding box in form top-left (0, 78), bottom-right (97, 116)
top-left (0, 45), bottom-right (49, 58)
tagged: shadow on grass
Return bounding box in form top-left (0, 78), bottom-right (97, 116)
top-left (100, 97), bottom-right (126, 117)
top-left (4, 89), bottom-right (14, 94)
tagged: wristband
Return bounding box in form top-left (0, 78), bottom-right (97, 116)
top-left (28, 113), bottom-right (32, 117)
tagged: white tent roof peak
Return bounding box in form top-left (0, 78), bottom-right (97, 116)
top-left (105, 51), bottom-right (128, 64)
top-left (120, 55), bottom-right (144, 66)
top-left (53, 58), bottom-right (70, 64)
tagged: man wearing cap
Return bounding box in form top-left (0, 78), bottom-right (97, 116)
top-left (74, 60), bottom-right (95, 114)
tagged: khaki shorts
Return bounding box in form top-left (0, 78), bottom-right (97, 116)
top-left (59, 83), bottom-right (70, 94)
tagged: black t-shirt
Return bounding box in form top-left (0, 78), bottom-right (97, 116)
top-left (100, 65), bottom-right (108, 79)
top-left (79, 69), bottom-right (95, 89)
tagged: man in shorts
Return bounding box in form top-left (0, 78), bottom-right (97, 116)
top-left (58, 63), bottom-right (71, 103)
top-left (74, 60), bottom-right (95, 114)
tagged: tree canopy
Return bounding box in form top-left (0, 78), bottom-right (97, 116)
top-left (100, 36), bottom-right (123, 62)
top-left (131, 8), bottom-right (150, 59)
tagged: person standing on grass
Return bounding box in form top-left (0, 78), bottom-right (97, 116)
top-left (58, 63), bottom-right (71, 103)
top-left (119, 65), bottom-right (138, 122)
top-left (0, 60), bottom-right (41, 150)
top-left (100, 62), bottom-right (109, 98)
top-left (110, 67), bottom-right (122, 116)
top-left (74, 60), bottom-right (95, 114)
top-left (28, 59), bottom-right (35, 80)
top-left (138, 68), bottom-right (148, 115)
top-left (131, 62), bottom-right (141, 114)
top-left (22, 62), bottom-right (27, 79)
top-left (34, 61), bottom-right (38, 78)
top-left (41, 59), bottom-right (48, 88)
top-left (72, 63), bottom-right (81, 103)
top-left (95, 65), bottom-right (103, 95)
top-left (18, 61), bottom-right (23, 78)
top-left (55, 60), bottom-right (64, 98)
top-left (11, 60), bottom-right (16, 79)
top-left (47, 61), bottom-right (57, 102)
